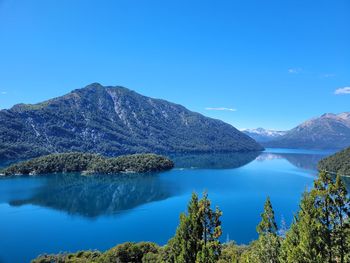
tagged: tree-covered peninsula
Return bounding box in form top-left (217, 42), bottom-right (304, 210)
top-left (0, 152), bottom-right (174, 176)
top-left (318, 146), bottom-right (350, 176)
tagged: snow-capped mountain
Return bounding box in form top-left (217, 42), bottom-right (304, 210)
top-left (242, 128), bottom-right (287, 142)
top-left (265, 112), bottom-right (350, 149)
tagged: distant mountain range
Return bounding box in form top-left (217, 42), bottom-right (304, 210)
top-left (242, 128), bottom-right (287, 142)
top-left (247, 112), bottom-right (350, 150)
top-left (0, 83), bottom-right (263, 160)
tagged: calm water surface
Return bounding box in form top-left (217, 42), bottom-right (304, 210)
top-left (0, 148), bottom-right (345, 263)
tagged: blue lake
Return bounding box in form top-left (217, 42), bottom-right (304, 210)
top-left (0, 148), bottom-right (345, 263)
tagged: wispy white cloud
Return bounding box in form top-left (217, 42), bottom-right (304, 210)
top-left (205, 107), bottom-right (237, 112)
top-left (288, 68), bottom-right (302, 74)
top-left (323, 73), bottom-right (336, 78)
top-left (0, 91), bottom-right (7, 95)
top-left (335, 87), bottom-right (350, 95)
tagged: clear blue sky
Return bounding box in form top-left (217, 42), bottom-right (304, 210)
top-left (0, 0), bottom-right (349, 130)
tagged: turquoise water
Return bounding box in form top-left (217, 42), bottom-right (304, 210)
top-left (0, 149), bottom-right (342, 263)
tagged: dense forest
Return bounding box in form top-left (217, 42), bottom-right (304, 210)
top-left (0, 152), bottom-right (174, 176)
top-left (32, 171), bottom-right (350, 263)
top-left (318, 147), bottom-right (350, 176)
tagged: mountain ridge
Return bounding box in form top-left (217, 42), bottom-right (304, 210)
top-left (0, 83), bottom-right (263, 160)
top-left (242, 128), bottom-right (286, 142)
top-left (264, 112), bottom-right (350, 149)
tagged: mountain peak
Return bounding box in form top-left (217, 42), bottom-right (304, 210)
top-left (321, 113), bottom-right (336, 118)
top-left (77, 83), bottom-right (134, 95)
top-left (264, 111), bottom-right (350, 149)
top-left (243, 128), bottom-right (286, 143)
top-left (86, 82), bottom-right (103, 88)
top-left (0, 83), bottom-right (263, 160)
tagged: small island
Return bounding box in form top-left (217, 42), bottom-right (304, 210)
top-left (0, 152), bottom-right (174, 176)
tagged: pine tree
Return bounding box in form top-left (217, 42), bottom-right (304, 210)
top-left (196, 192), bottom-right (222, 263)
top-left (286, 191), bottom-right (323, 263)
top-left (312, 171), bottom-right (334, 262)
top-left (279, 216), bottom-right (301, 263)
top-left (257, 197), bottom-right (278, 235)
top-left (281, 172), bottom-right (350, 263)
top-left (170, 193), bottom-right (202, 262)
top-left (330, 175), bottom-right (350, 263)
top-left (255, 197), bottom-right (280, 263)
top-left (169, 192), bottom-right (222, 263)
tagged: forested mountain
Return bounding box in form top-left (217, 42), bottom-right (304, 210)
top-left (264, 112), bottom-right (350, 149)
top-left (318, 147), bottom-right (350, 175)
top-left (0, 83), bottom-right (263, 160)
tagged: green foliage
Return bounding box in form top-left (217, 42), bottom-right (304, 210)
top-left (318, 147), bottom-right (350, 175)
top-left (331, 175), bottom-right (350, 263)
top-left (217, 242), bottom-right (248, 263)
top-left (238, 240), bottom-right (261, 262)
top-left (169, 192), bottom-right (223, 263)
top-left (249, 197), bottom-right (281, 263)
top-left (0, 152), bottom-right (174, 176)
top-left (281, 191), bottom-right (323, 263)
top-left (32, 243), bottom-right (160, 263)
top-left (280, 172), bottom-right (350, 263)
top-left (254, 233), bottom-right (281, 263)
top-left (100, 242), bottom-right (160, 263)
top-left (279, 218), bottom-right (301, 263)
top-left (256, 197), bottom-right (278, 235)
top-left (313, 171), bottom-right (334, 262)
top-left (169, 193), bottom-right (201, 262)
top-left (31, 250), bottom-right (102, 263)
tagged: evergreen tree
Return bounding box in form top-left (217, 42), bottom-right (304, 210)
top-left (188, 193), bottom-right (204, 260)
top-left (281, 191), bottom-right (323, 263)
top-left (170, 193), bottom-right (202, 262)
top-left (239, 240), bottom-right (260, 262)
top-left (312, 171), bottom-right (334, 262)
top-left (279, 217), bottom-right (301, 263)
top-left (330, 175), bottom-right (350, 263)
top-left (255, 197), bottom-right (280, 263)
top-left (257, 197), bottom-right (278, 235)
top-left (280, 172), bottom-right (350, 263)
top-left (169, 192), bottom-right (222, 263)
top-left (196, 193), bottom-right (223, 263)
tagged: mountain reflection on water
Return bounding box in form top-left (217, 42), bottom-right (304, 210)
top-left (256, 152), bottom-right (327, 171)
top-left (9, 173), bottom-right (173, 218)
top-left (1, 149), bottom-right (348, 263)
top-left (171, 152), bottom-right (260, 169)
top-left (4, 149), bottom-right (336, 219)
top-left (171, 149), bottom-right (330, 171)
